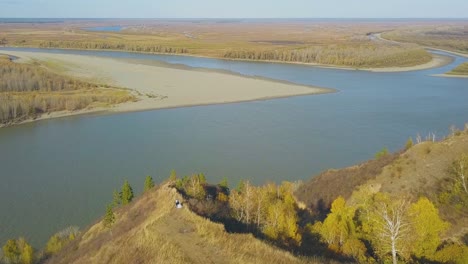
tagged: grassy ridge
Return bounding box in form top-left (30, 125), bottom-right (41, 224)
top-left (0, 56), bottom-right (134, 125)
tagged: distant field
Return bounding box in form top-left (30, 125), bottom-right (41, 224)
top-left (2, 19), bottom-right (461, 68)
top-left (383, 25), bottom-right (468, 54)
top-left (447, 62), bottom-right (468, 75)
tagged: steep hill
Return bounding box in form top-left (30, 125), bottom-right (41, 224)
top-left (295, 127), bottom-right (468, 238)
top-left (45, 184), bottom-right (311, 264)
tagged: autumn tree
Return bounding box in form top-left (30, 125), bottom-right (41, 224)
top-left (183, 174), bottom-right (206, 199)
top-left (263, 182), bottom-right (301, 246)
top-left (314, 196), bottom-right (356, 249)
top-left (405, 137), bottom-right (413, 150)
top-left (17, 238), bottom-right (34, 264)
top-left (46, 235), bottom-right (62, 255)
top-left (451, 154), bottom-right (468, 194)
top-left (408, 197), bottom-right (449, 259)
top-left (3, 239), bottom-right (20, 263)
top-left (121, 180), bottom-right (134, 205)
top-left (144, 175), bottom-right (155, 192)
top-left (364, 194), bottom-right (411, 264)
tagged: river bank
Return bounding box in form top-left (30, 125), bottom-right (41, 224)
top-left (0, 50), bottom-right (333, 127)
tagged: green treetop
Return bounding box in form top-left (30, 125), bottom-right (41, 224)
top-left (121, 180), bottom-right (134, 205)
top-left (144, 175), bottom-right (155, 192)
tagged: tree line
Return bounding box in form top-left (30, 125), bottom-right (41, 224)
top-left (35, 41), bottom-right (188, 54)
top-left (224, 42), bottom-right (431, 68)
top-left (0, 57), bottom-right (134, 125)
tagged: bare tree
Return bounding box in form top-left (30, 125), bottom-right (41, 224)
top-left (371, 198), bottom-right (411, 264)
top-left (452, 154), bottom-right (468, 194)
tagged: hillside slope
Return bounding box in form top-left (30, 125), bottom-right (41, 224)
top-left (46, 184), bottom-right (308, 264)
top-left (296, 128), bottom-right (468, 238)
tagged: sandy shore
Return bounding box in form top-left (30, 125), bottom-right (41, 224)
top-left (367, 53), bottom-right (453, 72)
top-left (1, 51), bottom-right (333, 126)
top-left (432, 74), bottom-right (468, 78)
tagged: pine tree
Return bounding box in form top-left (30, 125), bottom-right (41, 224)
top-left (103, 204), bottom-right (116, 229)
top-left (405, 137), bottom-right (413, 150)
top-left (121, 180), bottom-right (134, 205)
top-left (112, 189), bottom-right (121, 207)
top-left (219, 177), bottom-right (229, 189)
top-left (144, 175), bottom-right (155, 192)
top-left (169, 169), bottom-right (177, 182)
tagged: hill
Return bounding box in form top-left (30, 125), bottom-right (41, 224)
top-left (296, 127), bottom-right (468, 239)
top-left (44, 184), bottom-right (314, 264)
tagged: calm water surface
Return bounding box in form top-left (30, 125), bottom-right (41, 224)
top-left (0, 47), bottom-right (467, 246)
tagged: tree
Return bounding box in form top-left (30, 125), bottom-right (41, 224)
top-left (315, 196), bottom-right (356, 250)
top-left (144, 175), bottom-right (155, 192)
top-left (405, 137), bottom-right (413, 150)
top-left (375, 147), bottom-right (389, 159)
top-left (366, 194), bottom-right (411, 264)
top-left (112, 189), bottom-right (121, 207)
top-left (408, 197), bottom-right (449, 259)
top-left (219, 177), bottom-right (229, 189)
top-left (17, 238), bottom-right (34, 264)
top-left (186, 174), bottom-right (206, 199)
top-left (169, 169), bottom-right (177, 182)
top-left (451, 154), bottom-right (468, 194)
top-left (121, 180), bottom-right (134, 205)
top-left (46, 235), bottom-right (63, 255)
top-left (3, 239), bottom-right (20, 263)
top-left (103, 204), bottom-right (116, 228)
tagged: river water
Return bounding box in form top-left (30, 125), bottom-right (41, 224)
top-left (0, 47), bottom-right (467, 246)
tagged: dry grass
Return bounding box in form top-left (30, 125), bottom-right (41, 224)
top-left (383, 24), bottom-right (468, 54)
top-left (46, 184), bottom-right (329, 264)
top-left (0, 19), bottom-right (444, 68)
top-left (296, 127), bottom-right (468, 240)
top-left (295, 152), bottom-right (400, 215)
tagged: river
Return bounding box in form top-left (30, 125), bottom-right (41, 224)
top-left (0, 47), bottom-right (467, 246)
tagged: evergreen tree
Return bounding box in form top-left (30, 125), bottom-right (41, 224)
top-left (144, 175), bottom-right (155, 192)
top-left (169, 169), bottom-right (177, 182)
top-left (198, 173), bottom-right (207, 184)
top-left (405, 137), bottom-right (413, 150)
top-left (219, 177), bottom-right (229, 189)
top-left (121, 180), bottom-right (134, 205)
top-left (112, 189), bottom-right (121, 207)
top-left (103, 204), bottom-right (116, 228)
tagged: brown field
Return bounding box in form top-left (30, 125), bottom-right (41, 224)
top-left (2, 19), bottom-right (467, 68)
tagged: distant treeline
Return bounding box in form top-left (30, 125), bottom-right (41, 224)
top-left (0, 57), bottom-right (134, 125)
top-left (224, 43), bottom-right (431, 67)
top-left (383, 27), bottom-right (468, 54)
top-left (36, 41), bottom-right (188, 54)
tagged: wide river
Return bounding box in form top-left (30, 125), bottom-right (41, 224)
top-left (0, 47), bottom-right (467, 246)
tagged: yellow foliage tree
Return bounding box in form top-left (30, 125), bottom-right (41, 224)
top-left (408, 197), bottom-right (449, 259)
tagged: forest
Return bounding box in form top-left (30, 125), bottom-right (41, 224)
top-left (223, 42), bottom-right (431, 68)
top-left (0, 56), bottom-right (134, 125)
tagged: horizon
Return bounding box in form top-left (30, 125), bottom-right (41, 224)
top-left (1, 0), bottom-right (467, 19)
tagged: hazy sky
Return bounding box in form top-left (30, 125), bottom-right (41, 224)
top-left (0, 0), bottom-right (467, 18)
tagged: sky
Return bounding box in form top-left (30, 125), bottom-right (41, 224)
top-left (0, 0), bottom-right (467, 18)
